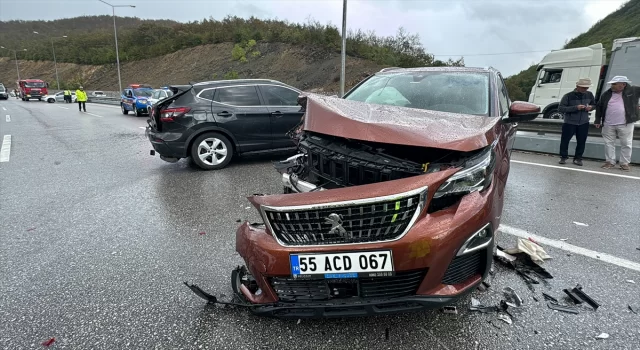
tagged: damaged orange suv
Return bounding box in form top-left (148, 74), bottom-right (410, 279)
top-left (233, 67), bottom-right (540, 318)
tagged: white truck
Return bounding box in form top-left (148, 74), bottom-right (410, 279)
top-left (528, 37), bottom-right (640, 119)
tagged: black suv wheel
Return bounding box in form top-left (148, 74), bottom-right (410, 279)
top-left (190, 132), bottom-right (234, 170)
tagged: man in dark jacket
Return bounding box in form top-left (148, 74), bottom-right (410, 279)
top-left (595, 75), bottom-right (640, 171)
top-left (558, 78), bottom-right (596, 166)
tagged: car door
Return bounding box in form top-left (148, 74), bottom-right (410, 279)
top-left (257, 84), bottom-right (304, 149)
top-left (212, 85), bottom-right (272, 152)
top-left (122, 89), bottom-right (133, 110)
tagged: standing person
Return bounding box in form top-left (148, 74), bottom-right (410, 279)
top-left (595, 75), bottom-right (640, 171)
top-left (63, 89), bottom-right (72, 103)
top-left (557, 78), bottom-right (596, 166)
top-left (75, 85), bottom-right (87, 112)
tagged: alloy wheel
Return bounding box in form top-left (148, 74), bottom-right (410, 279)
top-left (197, 138), bottom-right (228, 166)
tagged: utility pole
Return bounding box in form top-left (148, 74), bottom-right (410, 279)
top-left (98, 0), bottom-right (136, 93)
top-left (34, 32), bottom-right (67, 90)
top-left (1, 46), bottom-right (26, 81)
top-left (340, 0), bottom-right (347, 97)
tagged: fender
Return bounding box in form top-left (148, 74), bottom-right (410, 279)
top-left (542, 102), bottom-right (560, 115)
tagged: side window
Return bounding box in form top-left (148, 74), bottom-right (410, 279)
top-left (540, 69), bottom-right (562, 84)
top-left (198, 88), bottom-right (215, 101)
top-left (497, 76), bottom-right (509, 116)
top-left (214, 86), bottom-right (261, 106)
top-left (259, 85), bottom-right (300, 106)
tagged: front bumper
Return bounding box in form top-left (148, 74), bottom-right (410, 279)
top-left (235, 169), bottom-right (504, 317)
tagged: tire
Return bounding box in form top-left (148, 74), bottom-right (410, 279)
top-left (135, 107), bottom-right (141, 117)
top-left (38, 98), bottom-right (42, 101)
top-left (47, 98), bottom-right (55, 103)
top-left (25, 98), bottom-right (29, 101)
top-left (121, 104), bottom-right (129, 115)
top-left (543, 108), bottom-right (563, 120)
top-left (189, 132), bottom-right (234, 170)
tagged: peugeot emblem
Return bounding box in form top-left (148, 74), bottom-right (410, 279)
top-left (325, 213), bottom-right (348, 238)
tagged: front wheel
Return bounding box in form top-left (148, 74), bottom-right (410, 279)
top-left (121, 104), bottom-right (129, 115)
top-left (48, 98), bottom-right (55, 103)
top-left (189, 133), bottom-right (234, 170)
top-left (543, 108), bottom-right (563, 119)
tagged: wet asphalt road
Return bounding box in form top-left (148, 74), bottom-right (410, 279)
top-left (0, 99), bottom-right (639, 350)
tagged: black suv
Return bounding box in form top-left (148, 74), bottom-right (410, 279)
top-left (145, 79), bottom-right (304, 170)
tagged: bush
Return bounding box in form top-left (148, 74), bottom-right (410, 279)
top-left (223, 70), bottom-right (239, 79)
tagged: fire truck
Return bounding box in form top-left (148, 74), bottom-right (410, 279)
top-left (17, 79), bottom-right (49, 101)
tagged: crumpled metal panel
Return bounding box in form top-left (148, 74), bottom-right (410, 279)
top-left (301, 93), bottom-right (498, 152)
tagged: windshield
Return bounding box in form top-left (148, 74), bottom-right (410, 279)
top-left (24, 82), bottom-right (46, 88)
top-left (134, 89), bottom-right (152, 97)
top-left (345, 71), bottom-right (490, 115)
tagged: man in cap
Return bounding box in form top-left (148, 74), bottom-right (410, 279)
top-left (75, 85), bottom-right (88, 112)
top-left (557, 78), bottom-right (596, 166)
top-left (595, 76), bottom-right (640, 171)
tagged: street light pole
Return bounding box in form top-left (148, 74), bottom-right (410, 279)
top-left (1, 46), bottom-right (25, 81)
top-left (34, 32), bottom-right (67, 90)
top-left (98, 0), bottom-right (136, 93)
top-left (340, 0), bottom-right (347, 97)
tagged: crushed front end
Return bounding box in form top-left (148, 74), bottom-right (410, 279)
top-left (234, 95), bottom-right (507, 318)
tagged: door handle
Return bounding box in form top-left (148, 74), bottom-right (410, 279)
top-left (217, 111), bottom-right (232, 117)
top-left (271, 111), bottom-right (283, 117)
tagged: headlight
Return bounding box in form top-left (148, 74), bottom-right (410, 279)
top-left (433, 144), bottom-right (496, 199)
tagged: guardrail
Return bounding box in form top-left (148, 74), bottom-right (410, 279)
top-left (87, 96), bottom-right (120, 105)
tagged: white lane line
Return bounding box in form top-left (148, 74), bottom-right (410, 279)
top-left (56, 106), bottom-right (69, 110)
top-left (0, 135), bottom-right (11, 162)
top-left (511, 160), bottom-right (640, 180)
top-left (85, 112), bottom-right (103, 118)
top-left (5, 115), bottom-right (9, 122)
top-left (500, 224), bottom-right (640, 273)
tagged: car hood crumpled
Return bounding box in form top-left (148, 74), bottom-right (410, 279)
top-left (301, 94), bottom-right (499, 152)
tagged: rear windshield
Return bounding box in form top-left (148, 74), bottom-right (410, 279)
top-left (24, 82), bottom-right (46, 88)
top-left (345, 71), bottom-right (490, 115)
top-left (134, 89), bottom-right (152, 97)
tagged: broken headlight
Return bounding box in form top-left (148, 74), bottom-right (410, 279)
top-left (433, 144), bottom-right (496, 200)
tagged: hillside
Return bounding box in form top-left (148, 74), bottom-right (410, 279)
top-left (505, 0), bottom-right (640, 101)
top-left (0, 42), bottom-right (386, 93)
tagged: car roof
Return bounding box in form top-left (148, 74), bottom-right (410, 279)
top-left (192, 79), bottom-right (298, 90)
top-left (375, 66), bottom-right (499, 75)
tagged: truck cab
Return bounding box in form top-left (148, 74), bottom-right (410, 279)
top-left (18, 79), bottom-right (49, 101)
top-left (528, 44), bottom-right (605, 119)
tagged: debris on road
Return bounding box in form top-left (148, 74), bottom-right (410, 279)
top-left (573, 221), bottom-right (589, 227)
top-left (628, 305), bottom-right (638, 314)
top-left (497, 313), bottom-right (513, 325)
top-left (503, 239), bottom-right (551, 263)
top-left (625, 280), bottom-right (635, 284)
top-left (442, 306), bottom-right (458, 314)
top-left (563, 284), bottom-right (600, 310)
top-left (494, 243), bottom-right (553, 292)
top-left (26, 227), bottom-right (36, 232)
top-left (595, 333), bottom-right (610, 339)
top-left (41, 338), bottom-right (55, 347)
top-left (560, 238), bottom-right (568, 241)
top-left (503, 287), bottom-right (523, 307)
top-left (547, 301), bottom-right (579, 314)
top-left (542, 293), bottom-right (559, 303)
top-left (477, 281), bottom-right (491, 292)
top-left (198, 231), bottom-right (206, 235)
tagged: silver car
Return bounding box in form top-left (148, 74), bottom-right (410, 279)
top-left (44, 91), bottom-right (77, 103)
top-left (146, 88), bottom-right (174, 112)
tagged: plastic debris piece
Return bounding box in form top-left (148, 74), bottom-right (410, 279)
top-left (42, 338), bottom-right (55, 347)
top-left (198, 231), bottom-right (206, 235)
top-left (495, 249), bottom-right (517, 263)
top-left (442, 306), bottom-right (457, 314)
top-left (628, 305), bottom-right (638, 314)
top-left (503, 239), bottom-right (551, 263)
top-left (547, 301), bottom-right (579, 314)
top-left (560, 238), bottom-right (568, 241)
top-left (245, 206), bottom-right (251, 209)
top-left (563, 284), bottom-right (600, 310)
top-left (297, 319), bottom-right (301, 325)
top-left (497, 314), bottom-right (512, 325)
top-left (503, 287), bottom-right (523, 307)
top-left (542, 293), bottom-right (558, 303)
top-left (26, 227), bottom-right (36, 232)
top-left (595, 333), bottom-right (609, 339)
top-left (573, 221), bottom-right (589, 227)
top-left (626, 280), bottom-right (635, 284)
top-left (236, 219), bottom-right (242, 223)
top-left (471, 298), bottom-right (482, 308)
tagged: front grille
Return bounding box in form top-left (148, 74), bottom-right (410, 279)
top-left (270, 269), bottom-right (426, 303)
top-left (263, 190), bottom-right (425, 246)
top-left (441, 250), bottom-right (486, 285)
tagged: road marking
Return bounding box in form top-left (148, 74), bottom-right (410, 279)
top-left (0, 135), bottom-right (11, 162)
top-left (56, 106), bottom-right (69, 110)
top-left (85, 112), bottom-right (103, 118)
top-left (500, 224), bottom-right (640, 273)
top-left (5, 115), bottom-right (9, 122)
top-left (511, 160), bottom-right (640, 180)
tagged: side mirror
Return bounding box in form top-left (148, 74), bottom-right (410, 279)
top-left (502, 101), bottom-right (540, 123)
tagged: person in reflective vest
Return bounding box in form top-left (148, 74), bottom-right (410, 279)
top-left (75, 86), bottom-right (88, 112)
top-left (63, 89), bottom-right (72, 103)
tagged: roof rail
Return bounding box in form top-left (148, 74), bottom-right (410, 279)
top-left (379, 67), bottom-right (403, 72)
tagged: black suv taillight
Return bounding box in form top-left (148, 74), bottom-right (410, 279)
top-left (160, 107), bottom-right (191, 122)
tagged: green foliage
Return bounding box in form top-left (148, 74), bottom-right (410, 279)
top-left (223, 70), bottom-right (239, 79)
top-left (231, 44), bottom-right (246, 61)
top-left (505, 0), bottom-right (640, 100)
top-left (0, 15), bottom-right (462, 69)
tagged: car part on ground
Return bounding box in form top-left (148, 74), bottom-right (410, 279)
top-left (225, 67), bottom-right (541, 318)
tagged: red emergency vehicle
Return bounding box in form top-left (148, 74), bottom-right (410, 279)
top-left (17, 79), bottom-right (49, 101)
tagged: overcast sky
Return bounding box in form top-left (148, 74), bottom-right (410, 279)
top-left (0, 0), bottom-right (627, 76)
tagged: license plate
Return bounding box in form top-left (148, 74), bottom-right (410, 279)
top-left (290, 250), bottom-right (394, 279)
